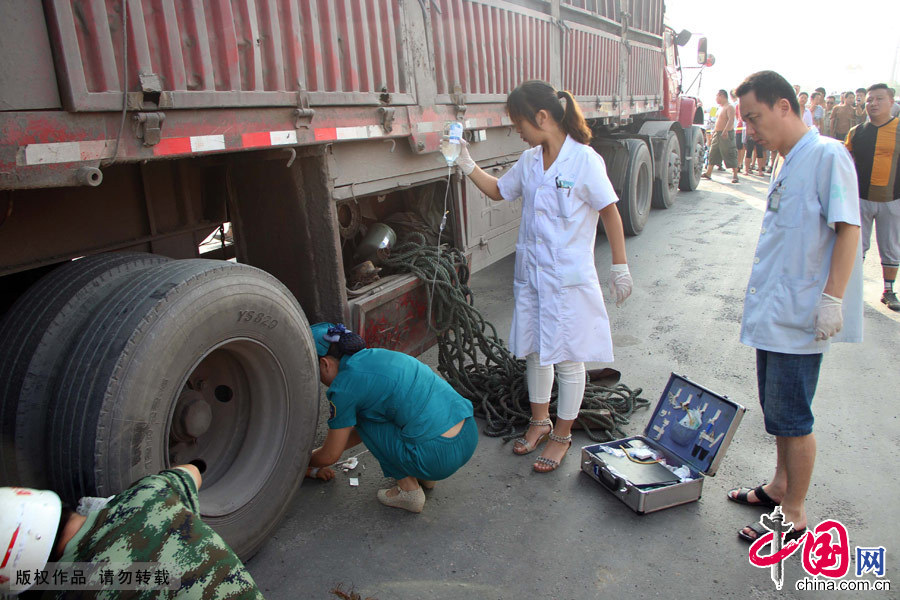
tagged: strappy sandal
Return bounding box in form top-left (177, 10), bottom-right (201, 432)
top-left (738, 521), bottom-right (807, 544)
top-left (512, 418), bottom-right (552, 455)
top-left (533, 431), bottom-right (572, 473)
top-left (727, 484), bottom-right (780, 509)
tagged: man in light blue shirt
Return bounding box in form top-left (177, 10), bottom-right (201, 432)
top-left (727, 71), bottom-right (863, 544)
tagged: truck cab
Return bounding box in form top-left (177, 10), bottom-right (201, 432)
top-left (662, 27), bottom-right (705, 129)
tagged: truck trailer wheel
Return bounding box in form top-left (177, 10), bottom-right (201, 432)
top-left (618, 140), bottom-right (653, 236)
top-left (679, 129), bottom-right (704, 191)
top-left (651, 132), bottom-right (682, 209)
top-left (0, 252), bottom-right (169, 487)
top-left (47, 259), bottom-right (319, 559)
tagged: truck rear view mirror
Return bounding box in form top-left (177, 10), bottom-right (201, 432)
top-left (697, 37), bottom-right (707, 65)
top-left (675, 29), bottom-right (692, 47)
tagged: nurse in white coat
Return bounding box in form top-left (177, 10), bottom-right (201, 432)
top-left (457, 80), bottom-right (633, 473)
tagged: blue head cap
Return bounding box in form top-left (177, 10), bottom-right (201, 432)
top-left (311, 322), bottom-right (336, 357)
top-left (310, 323), bottom-right (353, 356)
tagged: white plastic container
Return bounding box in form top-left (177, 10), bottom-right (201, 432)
top-left (440, 121), bottom-right (463, 165)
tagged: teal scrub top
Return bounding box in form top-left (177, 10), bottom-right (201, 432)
top-left (326, 348), bottom-right (474, 443)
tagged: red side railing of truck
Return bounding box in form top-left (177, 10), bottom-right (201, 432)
top-left (46, 0), bottom-right (415, 110)
top-left (2, 0), bottom-right (667, 190)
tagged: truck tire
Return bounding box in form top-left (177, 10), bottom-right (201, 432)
top-left (679, 129), bottom-right (704, 191)
top-left (651, 132), bottom-right (682, 209)
top-left (0, 252), bottom-right (169, 487)
top-left (618, 140), bottom-right (652, 236)
top-left (47, 259), bottom-right (319, 559)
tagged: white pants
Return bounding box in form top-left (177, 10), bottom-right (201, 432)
top-left (525, 353), bottom-right (585, 421)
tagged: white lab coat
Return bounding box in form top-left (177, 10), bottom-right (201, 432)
top-left (497, 135), bottom-right (618, 365)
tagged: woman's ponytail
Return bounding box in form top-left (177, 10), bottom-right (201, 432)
top-left (556, 90), bottom-right (592, 144)
top-left (506, 81), bottom-right (592, 144)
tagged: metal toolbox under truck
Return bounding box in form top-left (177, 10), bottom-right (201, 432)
top-left (581, 373), bottom-right (745, 514)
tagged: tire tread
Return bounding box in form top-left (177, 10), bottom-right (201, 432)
top-left (0, 253), bottom-right (168, 486)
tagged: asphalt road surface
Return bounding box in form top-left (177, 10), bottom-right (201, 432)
top-left (247, 171), bottom-right (899, 600)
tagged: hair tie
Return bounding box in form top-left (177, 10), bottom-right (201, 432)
top-left (324, 323), bottom-right (349, 343)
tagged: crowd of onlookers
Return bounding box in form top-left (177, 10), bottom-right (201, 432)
top-left (704, 84), bottom-right (900, 179)
top-left (793, 84), bottom-right (900, 140)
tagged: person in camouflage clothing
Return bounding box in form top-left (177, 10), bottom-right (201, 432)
top-left (51, 466), bottom-right (263, 599)
top-left (1, 465), bottom-right (264, 598)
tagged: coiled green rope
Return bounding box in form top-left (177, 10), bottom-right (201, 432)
top-left (381, 234), bottom-right (650, 441)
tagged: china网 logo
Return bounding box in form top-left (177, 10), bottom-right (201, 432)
top-left (748, 507), bottom-right (890, 592)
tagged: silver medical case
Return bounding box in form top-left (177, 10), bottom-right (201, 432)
top-left (581, 373), bottom-right (745, 514)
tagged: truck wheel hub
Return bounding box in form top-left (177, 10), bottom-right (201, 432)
top-left (172, 390), bottom-right (213, 441)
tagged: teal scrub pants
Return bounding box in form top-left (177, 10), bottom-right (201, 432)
top-left (355, 416), bottom-right (478, 480)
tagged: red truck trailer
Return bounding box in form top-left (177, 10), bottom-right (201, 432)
top-left (0, 0), bottom-right (707, 558)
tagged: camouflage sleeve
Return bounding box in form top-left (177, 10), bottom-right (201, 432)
top-left (63, 471), bottom-right (265, 598)
top-left (157, 468), bottom-right (201, 513)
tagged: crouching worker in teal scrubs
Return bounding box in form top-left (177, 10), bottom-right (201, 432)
top-left (306, 323), bottom-right (478, 513)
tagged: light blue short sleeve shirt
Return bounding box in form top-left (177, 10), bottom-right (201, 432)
top-left (740, 130), bottom-right (864, 354)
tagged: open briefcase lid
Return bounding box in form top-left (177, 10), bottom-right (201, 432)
top-left (643, 373), bottom-right (746, 476)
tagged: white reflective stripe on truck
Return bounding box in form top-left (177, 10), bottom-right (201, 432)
top-left (21, 131), bottom-right (297, 164)
top-left (22, 140), bottom-right (114, 165)
top-left (313, 125), bottom-right (383, 141)
top-left (152, 134), bottom-right (226, 155)
top-left (18, 121), bottom-right (455, 165)
top-left (240, 130), bottom-right (298, 148)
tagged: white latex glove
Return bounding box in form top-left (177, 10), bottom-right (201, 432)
top-left (457, 139), bottom-right (476, 176)
top-left (76, 496), bottom-right (114, 516)
top-left (608, 264), bottom-right (633, 307)
top-left (813, 292), bottom-right (843, 341)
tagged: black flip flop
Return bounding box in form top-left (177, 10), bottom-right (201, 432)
top-left (739, 521), bottom-right (807, 544)
top-left (727, 485), bottom-right (779, 509)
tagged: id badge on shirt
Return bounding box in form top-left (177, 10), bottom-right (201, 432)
top-left (767, 181), bottom-right (783, 212)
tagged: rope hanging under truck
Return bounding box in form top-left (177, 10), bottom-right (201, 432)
top-left (380, 233), bottom-right (651, 442)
